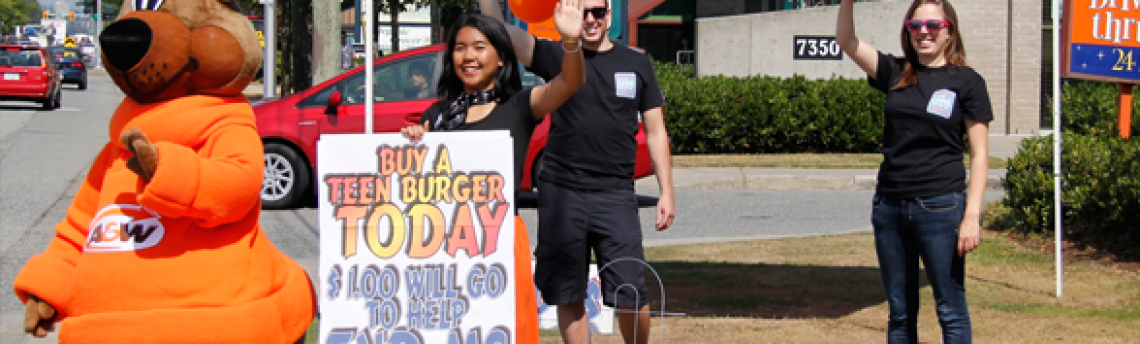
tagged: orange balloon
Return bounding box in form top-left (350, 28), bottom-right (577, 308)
top-left (509, 0), bottom-right (558, 24)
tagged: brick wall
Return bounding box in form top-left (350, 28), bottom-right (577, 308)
top-left (695, 0), bottom-right (1043, 134)
top-left (1011, 0), bottom-right (1043, 135)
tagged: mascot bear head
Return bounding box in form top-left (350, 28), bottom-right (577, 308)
top-left (100, 0), bottom-right (263, 103)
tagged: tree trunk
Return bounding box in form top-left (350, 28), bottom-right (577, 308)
top-left (289, 0), bottom-right (312, 92)
top-left (278, 0), bottom-right (292, 94)
top-left (312, 0), bottom-right (339, 85)
top-left (389, 0), bottom-right (400, 54)
top-left (430, 0), bottom-right (440, 44)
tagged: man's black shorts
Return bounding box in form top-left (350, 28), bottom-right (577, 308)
top-left (534, 180), bottom-right (649, 308)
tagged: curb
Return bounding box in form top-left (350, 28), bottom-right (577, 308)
top-left (651, 168), bottom-right (1006, 191)
top-left (675, 176), bottom-right (1004, 191)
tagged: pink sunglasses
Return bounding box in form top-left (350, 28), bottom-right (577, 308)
top-left (904, 20), bottom-right (951, 33)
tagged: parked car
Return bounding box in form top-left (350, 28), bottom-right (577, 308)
top-left (253, 44), bottom-right (654, 208)
top-left (0, 44), bottom-right (63, 110)
top-left (47, 46), bottom-right (87, 89)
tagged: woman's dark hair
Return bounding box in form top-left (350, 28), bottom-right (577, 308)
top-left (438, 13), bottom-right (522, 103)
top-left (893, 0), bottom-right (967, 91)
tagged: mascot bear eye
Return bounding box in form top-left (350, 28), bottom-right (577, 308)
top-left (135, 0), bottom-right (166, 11)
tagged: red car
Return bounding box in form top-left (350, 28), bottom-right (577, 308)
top-left (253, 44), bottom-right (654, 209)
top-left (0, 44), bottom-right (63, 110)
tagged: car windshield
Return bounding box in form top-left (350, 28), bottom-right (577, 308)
top-left (0, 49), bottom-right (43, 67)
top-left (47, 47), bottom-right (81, 59)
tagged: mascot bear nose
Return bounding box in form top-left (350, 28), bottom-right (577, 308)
top-left (100, 18), bottom-right (153, 72)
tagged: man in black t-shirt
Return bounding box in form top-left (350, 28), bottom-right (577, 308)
top-left (480, 1), bottom-right (675, 344)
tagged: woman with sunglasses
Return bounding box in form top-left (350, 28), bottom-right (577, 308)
top-left (838, 0), bottom-right (992, 342)
top-left (401, 2), bottom-right (586, 343)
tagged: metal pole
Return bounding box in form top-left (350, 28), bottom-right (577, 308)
top-left (1052, 0), bottom-right (1063, 299)
top-left (365, 0), bottom-right (374, 134)
top-left (95, 1), bottom-right (102, 68)
top-left (263, 0), bottom-right (277, 98)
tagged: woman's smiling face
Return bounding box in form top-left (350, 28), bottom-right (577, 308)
top-left (452, 26), bottom-right (503, 93)
top-left (908, 4), bottom-right (951, 65)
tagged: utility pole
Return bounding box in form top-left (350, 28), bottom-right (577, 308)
top-left (312, 0), bottom-right (339, 85)
top-left (262, 0), bottom-right (276, 98)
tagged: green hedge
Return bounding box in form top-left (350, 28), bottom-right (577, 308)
top-left (1059, 81), bottom-right (1140, 137)
top-left (999, 81), bottom-right (1140, 251)
top-left (655, 62), bottom-right (884, 154)
top-left (1001, 134), bottom-right (1140, 250)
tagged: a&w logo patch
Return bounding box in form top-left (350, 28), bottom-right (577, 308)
top-left (85, 204), bottom-right (165, 252)
top-left (926, 89), bottom-right (957, 119)
top-left (615, 72), bottom-right (637, 98)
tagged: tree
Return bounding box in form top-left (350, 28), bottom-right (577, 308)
top-left (370, 0), bottom-right (473, 53)
top-left (0, 0), bottom-right (41, 34)
top-left (282, 0), bottom-right (313, 93)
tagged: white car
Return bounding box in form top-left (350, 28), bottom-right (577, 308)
top-left (80, 43), bottom-right (98, 66)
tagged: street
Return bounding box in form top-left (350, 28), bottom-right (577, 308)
top-left (0, 75), bottom-right (1001, 343)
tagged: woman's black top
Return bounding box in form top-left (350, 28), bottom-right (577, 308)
top-left (420, 88), bottom-right (539, 192)
top-left (868, 51), bottom-right (994, 198)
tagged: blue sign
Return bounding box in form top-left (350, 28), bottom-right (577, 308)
top-left (24, 26), bottom-right (36, 36)
top-left (1069, 43), bottom-right (1140, 82)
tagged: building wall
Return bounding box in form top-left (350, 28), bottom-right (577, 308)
top-left (695, 0), bottom-right (1042, 134)
top-left (696, 0), bottom-right (746, 17)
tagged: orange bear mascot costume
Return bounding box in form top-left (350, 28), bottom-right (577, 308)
top-left (13, 0), bottom-right (317, 342)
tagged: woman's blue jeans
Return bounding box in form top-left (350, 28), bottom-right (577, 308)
top-left (871, 191), bottom-right (971, 344)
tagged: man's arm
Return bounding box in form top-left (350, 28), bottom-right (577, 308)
top-left (528, 0), bottom-right (585, 118)
top-left (642, 107), bottom-right (675, 230)
top-left (479, 0), bottom-right (539, 67)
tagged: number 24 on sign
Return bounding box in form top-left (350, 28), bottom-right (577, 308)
top-left (1112, 48), bottom-right (1139, 71)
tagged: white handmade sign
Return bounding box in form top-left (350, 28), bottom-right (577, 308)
top-left (317, 132), bottom-right (516, 344)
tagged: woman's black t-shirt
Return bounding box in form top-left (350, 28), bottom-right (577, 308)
top-left (868, 51), bottom-right (994, 199)
top-left (420, 88), bottom-right (538, 192)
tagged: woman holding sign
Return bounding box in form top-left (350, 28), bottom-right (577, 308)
top-left (837, 0), bottom-right (993, 343)
top-left (401, 1), bottom-right (586, 342)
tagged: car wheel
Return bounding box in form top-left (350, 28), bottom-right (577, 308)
top-left (262, 142), bottom-right (311, 209)
top-left (78, 75), bottom-right (87, 90)
top-left (40, 91), bottom-right (55, 111)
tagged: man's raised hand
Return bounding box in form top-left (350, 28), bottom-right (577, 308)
top-left (554, 0), bottom-right (585, 42)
